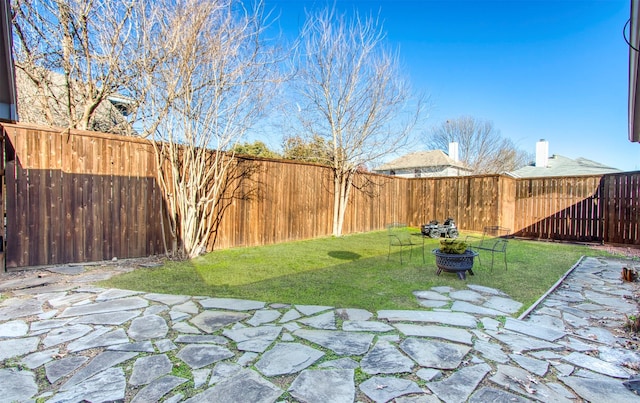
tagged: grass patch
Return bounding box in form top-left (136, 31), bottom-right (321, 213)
top-left (99, 229), bottom-right (615, 312)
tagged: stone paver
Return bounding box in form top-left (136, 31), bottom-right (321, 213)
top-left (0, 255), bottom-right (639, 402)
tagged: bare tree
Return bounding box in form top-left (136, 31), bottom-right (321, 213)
top-left (136, 0), bottom-right (279, 258)
top-left (293, 7), bottom-right (424, 236)
top-left (427, 116), bottom-right (531, 174)
top-left (11, 0), bottom-right (139, 134)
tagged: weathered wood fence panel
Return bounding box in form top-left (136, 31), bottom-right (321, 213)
top-left (3, 123), bottom-right (639, 268)
top-left (3, 124), bottom-right (164, 268)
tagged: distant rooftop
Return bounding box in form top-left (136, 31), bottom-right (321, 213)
top-left (374, 150), bottom-right (469, 171)
top-left (508, 154), bottom-right (622, 178)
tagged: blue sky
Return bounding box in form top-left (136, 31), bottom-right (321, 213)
top-left (262, 0), bottom-right (640, 171)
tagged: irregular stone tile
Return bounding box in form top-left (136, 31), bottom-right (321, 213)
top-left (0, 368), bottom-right (38, 402)
top-left (70, 310), bottom-right (141, 325)
top-left (210, 362), bottom-right (242, 384)
top-left (156, 338), bottom-right (177, 353)
top-left (491, 364), bottom-right (574, 402)
top-left (483, 296), bottom-right (523, 314)
top-left (42, 324), bottom-right (93, 347)
top-left (298, 311), bottom-right (337, 330)
top-left (193, 369), bottom-right (209, 388)
top-left (131, 375), bottom-right (187, 403)
top-left (509, 353), bottom-right (549, 376)
top-left (552, 362), bottom-right (575, 377)
top-left (174, 335), bottom-right (228, 344)
top-left (176, 344), bottom-right (234, 369)
top-left (247, 310), bottom-right (281, 326)
top-left (279, 309), bottom-right (302, 323)
top-left (400, 338), bottom-right (471, 369)
top-left (185, 369), bottom-right (282, 403)
top-left (60, 351), bottom-right (137, 391)
top-left (395, 395), bottom-right (443, 403)
top-left (553, 290), bottom-right (586, 303)
top-left (395, 323), bottom-right (472, 345)
top-left (173, 321), bottom-right (201, 334)
top-left (30, 318), bottom-right (72, 332)
top-left (416, 368), bottom-right (442, 382)
top-left (431, 285), bottom-right (454, 293)
top-left (190, 310), bottom-right (249, 333)
top-left (377, 310), bottom-right (477, 328)
top-left (295, 304), bottom-right (333, 316)
top-left (337, 308), bottom-right (373, 321)
top-left (0, 298), bottom-right (44, 320)
top-left (342, 320), bottom-right (394, 332)
top-left (0, 319), bottom-right (29, 337)
top-left (0, 336), bottom-right (40, 361)
top-left (47, 367), bottom-right (126, 403)
top-left (47, 292), bottom-right (95, 308)
top-left (170, 310), bottom-right (190, 322)
top-left (486, 330), bottom-right (562, 353)
top-left (412, 290), bottom-right (451, 301)
top-left (57, 296), bottom-right (148, 318)
top-left (474, 339), bottom-right (509, 363)
top-left (449, 289), bottom-right (485, 303)
top-left (529, 313), bottom-right (567, 331)
top-left (450, 301), bottom-right (505, 316)
top-left (561, 312), bottom-right (589, 328)
top-left (560, 337), bottom-right (598, 352)
top-left (318, 357), bottom-right (360, 369)
top-left (45, 356), bottom-right (89, 383)
top-left (428, 363), bottom-right (491, 403)
top-left (46, 265), bottom-right (85, 275)
top-left (130, 354), bottom-right (173, 385)
top-left (96, 289), bottom-right (143, 301)
top-left (359, 376), bottom-right (423, 403)
top-left (283, 321), bottom-right (301, 332)
top-left (289, 369), bottom-right (355, 403)
top-left (223, 326), bottom-right (282, 352)
top-left (504, 318), bottom-right (565, 342)
top-left (128, 314), bottom-right (168, 341)
top-left (467, 284), bottom-right (507, 296)
top-left (469, 386), bottom-right (530, 403)
top-left (556, 305), bottom-right (591, 319)
top-left (144, 293), bottom-right (190, 306)
top-left (108, 341), bottom-right (155, 352)
top-left (255, 342), bottom-right (324, 376)
top-left (361, 340), bottom-right (414, 374)
top-left (21, 347), bottom-right (59, 369)
top-left (417, 300), bottom-right (449, 308)
top-left (199, 297), bottom-right (265, 311)
top-left (173, 300), bottom-right (199, 315)
top-left (294, 329), bottom-right (374, 355)
top-left (481, 317), bottom-right (501, 331)
top-left (560, 375), bottom-right (639, 403)
top-left (68, 328), bottom-right (129, 352)
top-left (530, 350), bottom-right (563, 360)
top-left (145, 305), bottom-right (169, 316)
top-left (598, 346), bottom-right (640, 366)
top-left (562, 351), bottom-right (632, 378)
top-left (576, 325), bottom-right (620, 343)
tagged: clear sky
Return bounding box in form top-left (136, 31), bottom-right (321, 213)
top-left (262, 0), bottom-right (640, 172)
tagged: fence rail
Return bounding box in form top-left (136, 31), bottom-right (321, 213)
top-left (2, 123), bottom-right (639, 268)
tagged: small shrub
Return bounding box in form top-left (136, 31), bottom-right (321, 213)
top-left (439, 239), bottom-right (468, 254)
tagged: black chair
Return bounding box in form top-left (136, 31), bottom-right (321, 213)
top-left (465, 226), bottom-right (510, 271)
top-left (387, 222), bottom-right (422, 264)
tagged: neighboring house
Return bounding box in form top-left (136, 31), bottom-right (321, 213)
top-left (374, 144), bottom-right (472, 178)
top-left (508, 140), bottom-right (622, 178)
top-left (15, 68), bottom-right (135, 135)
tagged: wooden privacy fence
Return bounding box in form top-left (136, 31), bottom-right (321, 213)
top-left (2, 123), bottom-right (639, 269)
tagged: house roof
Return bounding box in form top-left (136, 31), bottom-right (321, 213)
top-left (508, 154), bottom-right (622, 178)
top-left (374, 150), bottom-right (470, 171)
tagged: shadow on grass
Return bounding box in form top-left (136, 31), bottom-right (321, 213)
top-left (327, 251), bottom-right (361, 260)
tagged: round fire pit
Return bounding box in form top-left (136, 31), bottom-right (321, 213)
top-left (432, 249), bottom-right (479, 280)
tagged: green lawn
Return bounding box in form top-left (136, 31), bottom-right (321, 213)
top-left (99, 229), bottom-right (616, 314)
